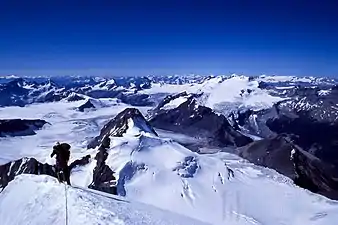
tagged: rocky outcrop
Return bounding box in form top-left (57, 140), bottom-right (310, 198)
top-left (150, 97), bottom-right (252, 147)
top-left (292, 144), bottom-right (338, 200)
top-left (0, 158), bottom-right (55, 191)
top-left (88, 108), bottom-right (158, 149)
top-left (69, 155), bottom-right (91, 171)
top-left (88, 139), bottom-right (117, 195)
top-left (266, 115), bottom-right (338, 157)
top-left (0, 155), bottom-right (91, 191)
top-left (78, 99), bottom-right (96, 112)
top-left (237, 135), bottom-right (296, 178)
top-left (0, 119), bottom-right (48, 137)
top-left (117, 93), bottom-right (152, 106)
top-left (238, 135), bottom-right (338, 200)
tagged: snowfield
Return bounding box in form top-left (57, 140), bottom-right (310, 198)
top-left (0, 175), bottom-right (208, 225)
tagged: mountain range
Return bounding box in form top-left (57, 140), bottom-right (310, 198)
top-left (1, 74), bottom-right (338, 224)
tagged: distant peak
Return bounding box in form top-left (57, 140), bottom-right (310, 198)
top-left (87, 108), bottom-right (157, 149)
top-left (111, 108), bottom-right (157, 137)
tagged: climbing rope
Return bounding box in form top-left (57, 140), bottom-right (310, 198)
top-left (64, 183), bottom-right (68, 225)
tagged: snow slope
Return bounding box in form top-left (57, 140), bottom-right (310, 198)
top-left (161, 96), bottom-right (189, 110)
top-left (71, 118), bottom-right (338, 225)
top-left (0, 175), bottom-right (208, 225)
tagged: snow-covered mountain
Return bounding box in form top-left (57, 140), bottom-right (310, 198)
top-left (149, 93), bottom-right (253, 148)
top-left (2, 106), bottom-right (338, 224)
top-left (1, 74), bottom-right (338, 224)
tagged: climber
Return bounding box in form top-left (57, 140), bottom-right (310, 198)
top-left (51, 142), bottom-right (71, 185)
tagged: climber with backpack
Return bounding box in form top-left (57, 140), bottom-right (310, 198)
top-left (51, 142), bottom-right (71, 185)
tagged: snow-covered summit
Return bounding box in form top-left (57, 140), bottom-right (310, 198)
top-left (77, 122), bottom-right (338, 225)
top-left (87, 108), bottom-right (157, 149)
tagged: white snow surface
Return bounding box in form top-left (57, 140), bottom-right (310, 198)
top-left (256, 75), bottom-right (315, 83)
top-left (0, 175), bottom-right (207, 225)
top-left (0, 75), bottom-right (20, 79)
top-left (201, 76), bottom-right (284, 112)
top-left (92, 79), bottom-right (116, 90)
top-left (161, 96), bottom-right (189, 110)
top-left (142, 75), bottom-right (285, 114)
top-left (318, 90), bottom-right (331, 96)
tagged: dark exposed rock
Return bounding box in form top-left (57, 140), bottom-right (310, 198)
top-left (36, 90), bottom-right (70, 103)
top-left (173, 156), bottom-right (200, 178)
top-left (237, 135), bottom-right (296, 178)
top-left (265, 115), bottom-right (338, 169)
top-left (291, 143), bottom-right (338, 200)
top-left (267, 116), bottom-right (338, 147)
top-left (86, 89), bottom-right (121, 99)
top-left (150, 97), bottom-right (252, 147)
top-left (0, 158), bottom-right (55, 190)
top-left (88, 108), bottom-right (158, 149)
top-left (118, 93), bottom-right (153, 106)
top-left (0, 119), bottom-right (48, 137)
top-left (78, 99), bottom-right (96, 112)
top-left (88, 143), bottom-right (117, 195)
top-left (0, 155), bottom-right (92, 191)
top-left (238, 135), bottom-right (338, 200)
top-left (69, 155), bottom-right (91, 171)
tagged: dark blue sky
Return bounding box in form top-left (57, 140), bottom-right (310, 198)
top-left (1, 0), bottom-right (338, 77)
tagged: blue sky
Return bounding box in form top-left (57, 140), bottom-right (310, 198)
top-left (0, 0), bottom-right (338, 77)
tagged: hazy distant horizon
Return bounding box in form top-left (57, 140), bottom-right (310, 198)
top-left (0, 70), bottom-right (336, 79)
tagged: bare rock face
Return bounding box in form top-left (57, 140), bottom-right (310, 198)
top-left (88, 141), bottom-right (117, 195)
top-left (292, 145), bottom-right (338, 200)
top-left (0, 158), bottom-right (55, 191)
top-left (69, 155), bottom-right (91, 171)
top-left (0, 119), bottom-right (48, 137)
top-left (78, 99), bottom-right (96, 112)
top-left (238, 135), bottom-right (338, 200)
top-left (150, 96), bottom-right (252, 147)
top-left (237, 135), bottom-right (296, 178)
top-left (0, 155), bottom-right (91, 191)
